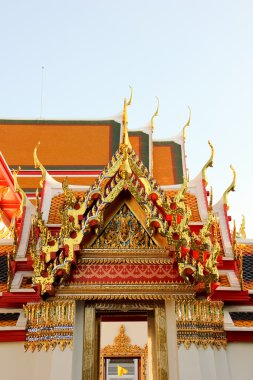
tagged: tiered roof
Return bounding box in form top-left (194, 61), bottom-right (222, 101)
top-left (0, 94), bottom-right (252, 344)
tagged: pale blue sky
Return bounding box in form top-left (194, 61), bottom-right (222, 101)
top-left (0, 1), bottom-right (253, 235)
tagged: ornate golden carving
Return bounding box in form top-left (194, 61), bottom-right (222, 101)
top-left (151, 96), bottom-right (159, 133)
top-left (24, 301), bottom-right (74, 352)
top-left (92, 205), bottom-right (155, 249)
top-left (12, 166), bottom-right (26, 218)
top-left (239, 215), bottom-right (246, 239)
top-left (32, 93), bottom-right (220, 297)
top-left (100, 325), bottom-right (148, 380)
top-left (56, 283), bottom-right (195, 301)
top-left (155, 306), bottom-right (169, 380)
top-left (176, 300), bottom-right (226, 349)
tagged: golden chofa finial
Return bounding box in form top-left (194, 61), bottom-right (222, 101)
top-left (182, 106), bottom-right (191, 142)
top-left (34, 142), bottom-right (47, 188)
top-left (151, 96), bottom-right (159, 133)
top-left (223, 164), bottom-right (236, 209)
top-left (239, 215), bottom-right (246, 239)
top-left (13, 166), bottom-right (27, 218)
top-left (122, 85), bottom-right (133, 128)
top-left (202, 140), bottom-right (214, 186)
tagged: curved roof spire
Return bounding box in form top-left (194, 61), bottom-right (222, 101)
top-left (223, 164), bottom-right (236, 209)
top-left (34, 142), bottom-right (47, 188)
top-left (151, 96), bottom-right (159, 133)
top-left (12, 166), bottom-right (27, 217)
top-left (202, 140), bottom-right (214, 186)
top-left (182, 106), bottom-right (191, 142)
top-left (121, 86), bottom-right (133, 147)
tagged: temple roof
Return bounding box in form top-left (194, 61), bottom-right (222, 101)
top-left (0, 119), bottom-right (184, 194)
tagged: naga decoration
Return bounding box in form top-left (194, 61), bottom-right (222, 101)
top-left (223, 164), bottom-right (236, 209)
top-left (182, 106), bottom-right (191, 142)
top-left (34, 142), bottom-right (47, 188)
top-left (30, 93), bottom-right (221, 297)
top-left (150, 96), bottom-right (159, 134)
top-left (202, 140), bottom-right (214, 186)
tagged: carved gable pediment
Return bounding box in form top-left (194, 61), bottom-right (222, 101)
top-left (92, 204), bottom-right (156, 249)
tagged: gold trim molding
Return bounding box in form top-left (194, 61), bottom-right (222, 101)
top-left (100, 325), bottom-right (148, 380)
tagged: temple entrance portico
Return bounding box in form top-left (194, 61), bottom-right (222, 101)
top-left (71, 300), bottom-right (179, 380)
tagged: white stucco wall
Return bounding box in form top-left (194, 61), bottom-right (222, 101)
top-left (0, 342), bottom-right (72, 380)
top-left (178, 343), bottom-right (253, 380)
top-left (100, 321), bottom-right (148, 348)
top-left (2, 334), bottom-right (253, 380)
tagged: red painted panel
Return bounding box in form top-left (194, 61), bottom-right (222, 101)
top-left (70, 263), bottom-right (182, 284)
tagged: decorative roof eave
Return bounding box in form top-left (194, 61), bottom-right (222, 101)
top-left (213, 198), bottom-right (233, 257)
top-left (34, 142), bottom-right (60, 189)
top-left (187, 171), bottom-right (208, 222)
top-left (185, 140), bottom-right (215, 223)
top-left (15, 200), bottom-right (35, 259)
top-left (213, 166), bottom-right (236, 257)
top-left (42, 180), bottom-right (90, 224)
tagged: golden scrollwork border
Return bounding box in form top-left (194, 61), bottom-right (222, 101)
top-left (99, 325), bottom-right (148, 380)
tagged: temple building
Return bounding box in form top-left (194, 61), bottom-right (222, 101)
top-left (0, 92), bottom-right (253, 380)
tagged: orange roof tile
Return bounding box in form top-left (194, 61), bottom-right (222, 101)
top-left (48, 191), bottom-right (86, 224)
top-left (219, 275), bottom-right (230, 287)
top-left (0, 245), bottom-right (13, 256)
top-left (237, 244), bottom-right (253, 254)
top-left (216, 223), bottom-right (225, 256)
top-left (0, 313), bottom-right (19, 327)
top-left (165, 191), bottom-right (201, 222)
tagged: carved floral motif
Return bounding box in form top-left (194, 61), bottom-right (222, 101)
top-left (92, 205), bottom-right (155, 249)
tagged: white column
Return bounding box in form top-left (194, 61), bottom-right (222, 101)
top-left (165, 300), bottom-right (179, 380)
top-left (213, 347), bottom-right (230, 380)
top-left (178, 345), bottom-right (202, 380)
top-left (71, 301), bottom-right (85, 380)
top-left (198, 347), bottom-right (217, 380)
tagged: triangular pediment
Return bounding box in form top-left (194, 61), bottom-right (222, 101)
top-left (92, 203), bottom-right (157, 249)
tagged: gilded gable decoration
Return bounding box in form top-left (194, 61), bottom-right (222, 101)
top-left (30, 95), bottom-right (221, 298)
top-left (100, 325), bottom-right (148, 380)
top-left (92, 205), bottom-right (156, 249)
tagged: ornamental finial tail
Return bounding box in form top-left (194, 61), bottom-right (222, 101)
top-left (151, 96), bottom-right (159, 133)
top-left (202, 140), bottom-right (214, 186)
top-left (122, 86), bottom-right (133, 147)
top-left (223, 164), bottom-right (236, 209)
top-left (182, 106), bottom-right (191, 141)
top-left (34, 142), bottom-right (47, 188)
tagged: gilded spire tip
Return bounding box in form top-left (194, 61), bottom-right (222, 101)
top-left (34, 142), bottom-right (47, 188)
top-left (223, 164), bottom-right (236, 209)
top-left (202, 140), bottom-right (214, 186)
top-left (182, 106), bottom-right (191, 141)
top-left (12, 166), bottom-right (26, 217)
top-left (239, 214), bottom-right (246, 239)
top-left (151, 96), bottom-right (159, 133)
top-left (122, 86), bottom-right (133, 148)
